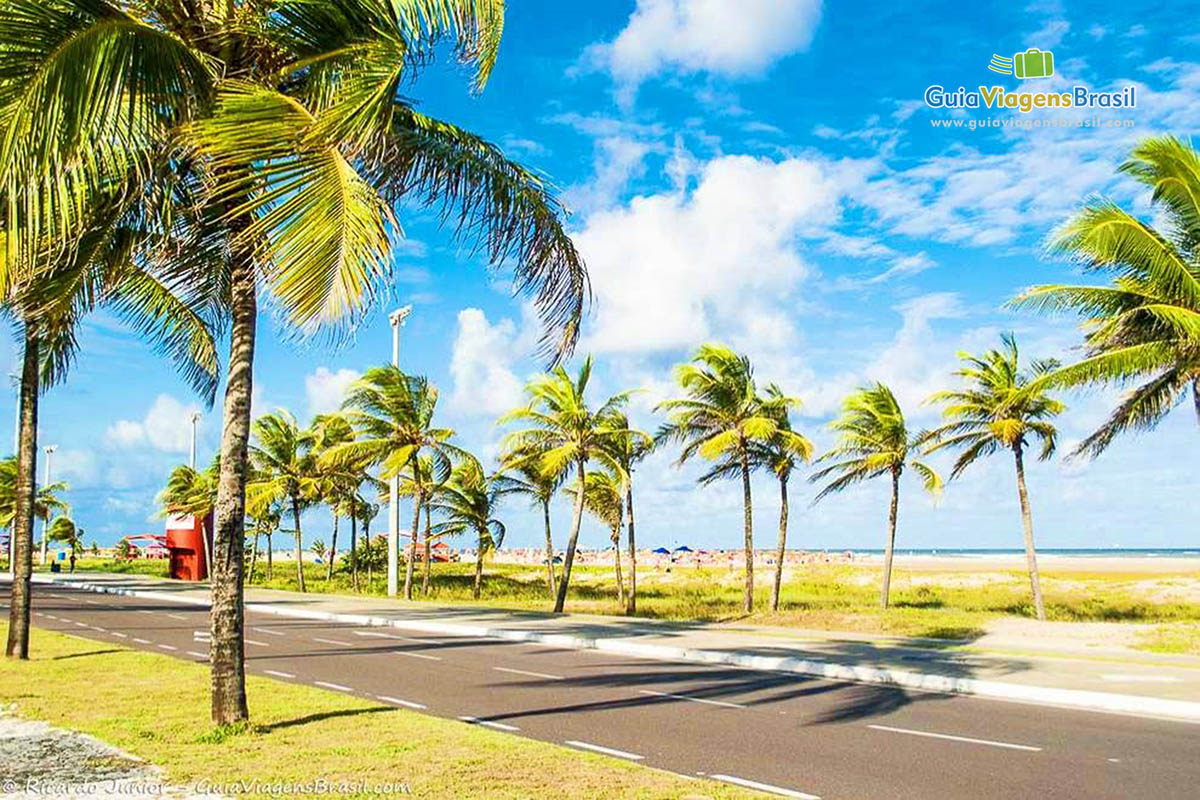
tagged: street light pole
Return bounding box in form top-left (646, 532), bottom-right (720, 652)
top-left (39, 444), bottom-right (56, 565)
top-left (189, 412), bottom-right (202, 470)
top-left (386, 305), bottom-right (412, 598)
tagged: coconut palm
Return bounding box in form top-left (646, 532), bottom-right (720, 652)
top-left (499, 357), bottom-right (631, 613)
top-left (157, 459), bottom-right (219, 575)
top-left (247, 412), bottom-right (318, 592)
top-left (923, 335), bottom-right (1063, 621)
top-left (311, 413), bottom-right (356, 581)
top-left (1010, 136), bottom-right (1200, 458)
top-left (810, 383), bottom-right (942, 610)
top-left (0, 0), bottom-right (587, 718)
top-left (246, 498), bottom-right (282, 583)
top-left (320, 366), bottom-right (469, 600)
top-left (599, 412), bottom-right (652, 614)
top-left (47, 517), bottom-right (83, 572)
top-left (0, 455), bottom-right (68, 532)
top-left (566, 470), bottom-right (626, 605)
top-left (657, 344), bottom-right (783, 614)
top-left (429, 461), bottom-right (504, 599)
top-left (494, 455), bottom-right (565, 599)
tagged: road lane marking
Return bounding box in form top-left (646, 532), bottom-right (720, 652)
top-left (391, 650), bottom-right (441, 661)
top-left (352, 631), bottom-right (445, 646)
top-left (1100, 674), bottom-right (1182, 683)
top-left (312, 637), bottom-right (353, 647)
top-left (459, 716), bottom-right (519, 731)
top-left (74, 622), bottom-right (88, 627)
top-left (638, 690), bottom-right (745, 709)
top-left (245, 639), bottom-right (270, 647)
top-left (132, 638), bottom-right (151, 645)
top-left (264, 670), bottom-right (296, 679)
top-left (866, 724), bottom-right (1042, 752)
top-left (493, 666), bottom-right (564, 681)
top-left (137, 610), bottom-right (155, 615)
top-left (710, 774), bottom-right (819, 799)
top-left (251, 627), bottom-right (286, 637)
top-left (157, 644), bottom-right (177, 652)
top-left (83, 599), bottom-right (100, 605)
top-left (43, 614), bottom-right (57, 620)
top-left (187, 651), bottom-right (208, 659)
top-left (166, 613), bottom-right (188, 621)
top-left (377, 696), bottom-right (427, 710)
top-left (110, 632), bottom-right (127, 638)
top-left (314, 681), bottom-right (353, 693)
top-left (564, 741), bottom-right (643, 760)
top-left (88, 625), bottom-right (106, 632)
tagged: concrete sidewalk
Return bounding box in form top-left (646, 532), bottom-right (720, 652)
top-left (32, 571), bottom-right (1200, 721)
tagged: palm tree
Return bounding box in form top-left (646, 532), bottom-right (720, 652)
top-left (0, 456), bottom-right (68, 534)
top-left (923, 335), bottom-right (1063, 621)
top-left (429, 461), bottom-right (504, 599)
top-left (500, 357), bottom-right (631, 613)
top-left (566, 470), bottom-right (626, 605)
top-left (397, 455), bottom-right (439, 594)
top-left (311, 413), bottom-right (355, 581)
top-left (157, 459), bottom-right (219, 576)
top-left (320, 366), bottom-right (469, 600)
top-left (657, 344), bottom-right (783, 614)
top-left (246, 498), bottom-right (282, 584)
top-left (599, 413), bottom-right (652, 614)
top-left (494, 456), bottom-right (564, 600)
top-left (2, 1), bottom-right (587, 720)
top-left (810, 383), bottom-right (942, 609)
top-left (1010, 136), bottom-right (1200, 458)
top-left (47, 517), bottom-right (84, 572)
top-left (247, 412), bottom-right (318, 593)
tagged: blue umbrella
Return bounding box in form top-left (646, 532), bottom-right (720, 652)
top-left (674, 545), bottom-right (694, 553)
top-left (651, 547), bottom-right (671, 554)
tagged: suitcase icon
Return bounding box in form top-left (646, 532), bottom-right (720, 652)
top-left (1013, 48), bottom-right (1054, 79)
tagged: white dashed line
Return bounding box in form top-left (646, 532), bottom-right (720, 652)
top-left (710, 774), bottom-right (820, 799)
top-left (263, 670), bottom-right (296, 679)
top-left (376, 696), bottom-right (427, 710)
top-left (88, 625), bottom-right (106, 632)
top-left (244, 639), bottom-right (270, 647)
top-left (312, 637), bottom-right (353, 647)
top-left (390, 650), bottom-right (441, 661)
top-left (166, 613), bottom-right (188, 621)
top-left (133, 638), bottom-right (151, 645)
top-left (564, 740), bottom-right (643, 760)
top-left (314, 681), bottom-right (353, 693)
top-left (137, 610), bottom-right (155, 615)
top-left (638, 689), bottom-right (745, 708)
top-left (459, 716), bottom-right (519, 732)
top-left (867, 724), bottom-right (1042, 752)
top-left (110, 632), bottom-right (127, 638)
top-left (187, 651), bottom-right (207, 659)
top-left (157, 644), bottom-right (177, 652)
top-left (493, 666), bottom-right (565, 681)
top-left (43, 614), bottom-right (57, 620)
top-left (74, 622), bottom-right (88, 628)
top-left (251, 627), bottom-right (286, 637)
top-left (352, 631), bottom-right (444, 646)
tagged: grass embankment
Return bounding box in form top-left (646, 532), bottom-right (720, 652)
top-left (0, 623), bottom-right (756, 799)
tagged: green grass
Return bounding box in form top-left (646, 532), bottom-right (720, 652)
top-left (1135, 623), bottom-right (1200, 655)
top-left (0, 623), bottom-right (758, 799)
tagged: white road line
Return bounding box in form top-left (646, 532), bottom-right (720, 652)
top-left (1100, 674), bottom-right (1182, 683)
top-left (251, 627), bottom-right (286, 637)
top-left (638, 689), bottom-right (745, 709)
top-left (110, 632), bottom-right (127, 638)
top-left (493, 666), bottom-right (564, 681)
top-left (74, 621), bottom-right (88, 627)
top-left (88, 625), bottom-right (106, 632)
top-left (459, 716), bottom-right (519, 732)
top-left (709, 774), bottom-right (820, 799)
top-left (352, 631), bottom-right (445, 646)
top-left (166, 613), bottom-right (188, 621)
top-left (312, 637), bottom-right (353, 647)
top-left (244, 639), bottom-right (269, 647)
top-left (157, 644), bottom-right (177, 652)
top-left (376, 696), bottom-right (427, 710)
top-left (187, 651), bottom-right (208, 659)
top-left (83, 599), bottom-right (100, 605)
top-left (391, 650), bottom-right (441, 661)
top-left (43, 614), bottom-right (57, 620)
top-left (564, 741), bottom-right (643, 760)
top-left (263, 670), bottom-right (296, 679)
top-left (866, 724), bottom-right (1042, 752)
top-left (137, 610), bottom-right (155, 615)
top-left (314, 681), bottom-right (353, 693)
top-left (132, 638), bottom-right (151, 645)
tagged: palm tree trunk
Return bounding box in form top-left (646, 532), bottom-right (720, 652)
top-left (248, 528), bottom-right (259, 585)
top-left (553, 458), bottom-right (588, 614)
top-left (541, 500), bottom-right (557, 599)
top-left (291, 497), bottom-right (306, 593)
top-left (1013, 443), bottom-right (1046, 621)
top-left (326, 514), bottom-right (338, 581)
top-left (209, 253), bottom-right (255, 725)
top-left (771, 476), bottom-right (789, 613)
top-left (612, 528), bottom-right (626, 606)
top-left (364, 513), bottom-right (373, 588)
top-left (740, 449), bottom-right (754, 614)
top-left (5, 325), bottom-right (39, 660)
top-left (881, 468), bottom-right (900, 610)
top-left (403, 467), bottom-right (422, 600)
top-left (626, 485), bottom-right (637, 615)
top-left (473, 529), bottom-right (484, 599)
top-left (265, 530), bottom-right (273, 581)
top-left (349, 511), bottom-right (359, 592)
top-left (422, 501), bottom-right (432, 595)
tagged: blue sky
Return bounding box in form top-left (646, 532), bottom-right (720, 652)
top-left (18, 0), bottom-right (1200, 552)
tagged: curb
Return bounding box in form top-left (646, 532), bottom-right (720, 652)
top-left (34, 575), bottom-right (1200, 723)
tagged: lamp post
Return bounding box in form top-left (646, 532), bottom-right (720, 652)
top-left (189, 412), bottom-right (202, 470)
top-left (39, 444), bottom-right (56, 565)
top-left (386, 305), bottom-right (413, 597)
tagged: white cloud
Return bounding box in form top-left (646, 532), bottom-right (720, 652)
top-left (449, 308), bottom-right (525, 417)
top-left (304, 367), bottom-right (358, 417)
top-left (583, 0), bottom-right (823, 101)
top-left (104, 394), bottom-right (200, 453)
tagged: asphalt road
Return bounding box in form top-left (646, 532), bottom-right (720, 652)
top-left (4, 580), bottom-right (1198, 799)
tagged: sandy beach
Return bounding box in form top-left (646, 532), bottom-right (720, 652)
top-left (864, 554), bottom-right (1200, 575)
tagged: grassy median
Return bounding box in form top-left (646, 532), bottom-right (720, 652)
top-left (0, 623), bottom-right (756, 799)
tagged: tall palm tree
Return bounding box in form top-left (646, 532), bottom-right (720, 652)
top-left (247, 412), bottom-right (318, 592)
top-left (923, 335), bottom-right (1063, 621)
top-left (1, 0), bottom-right (586, 720)
top-left (245, 498), bottom-right (282, 584)
top-left (599, 413), bottom-right (652, 614)
top-left (499, 357), bottom-right (631, 613)
top-left (47, 516), bottom-right (83, 572)
top-left (311, 413), bottom-right (355, 581)
top-left (657, 344), bottom-right (782, 614)
top-left (320, 366), bottom-right (469, 600)
top-left (494, 455), bottom-right (564, 599)
top-left (398, 455), bottom-right (439, 594)
top-left (1011, 136), bottom-right (1200, 458)
top-left (810, 383), bottom-right (942, 610)
top-left (566, 470), bottom-right (626, 605)
top-left (429, 461), bottom-right (504, 599)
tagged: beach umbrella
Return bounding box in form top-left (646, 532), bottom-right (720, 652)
top-left (652, 547), bottom-right (671, 554)
top-left (674, 545), bottom-right (693, 553)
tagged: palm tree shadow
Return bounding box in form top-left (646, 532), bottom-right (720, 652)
top-left (259, 706), bottom-right (392, 732)
top-left (53, 649), bottom-right (122, 660)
